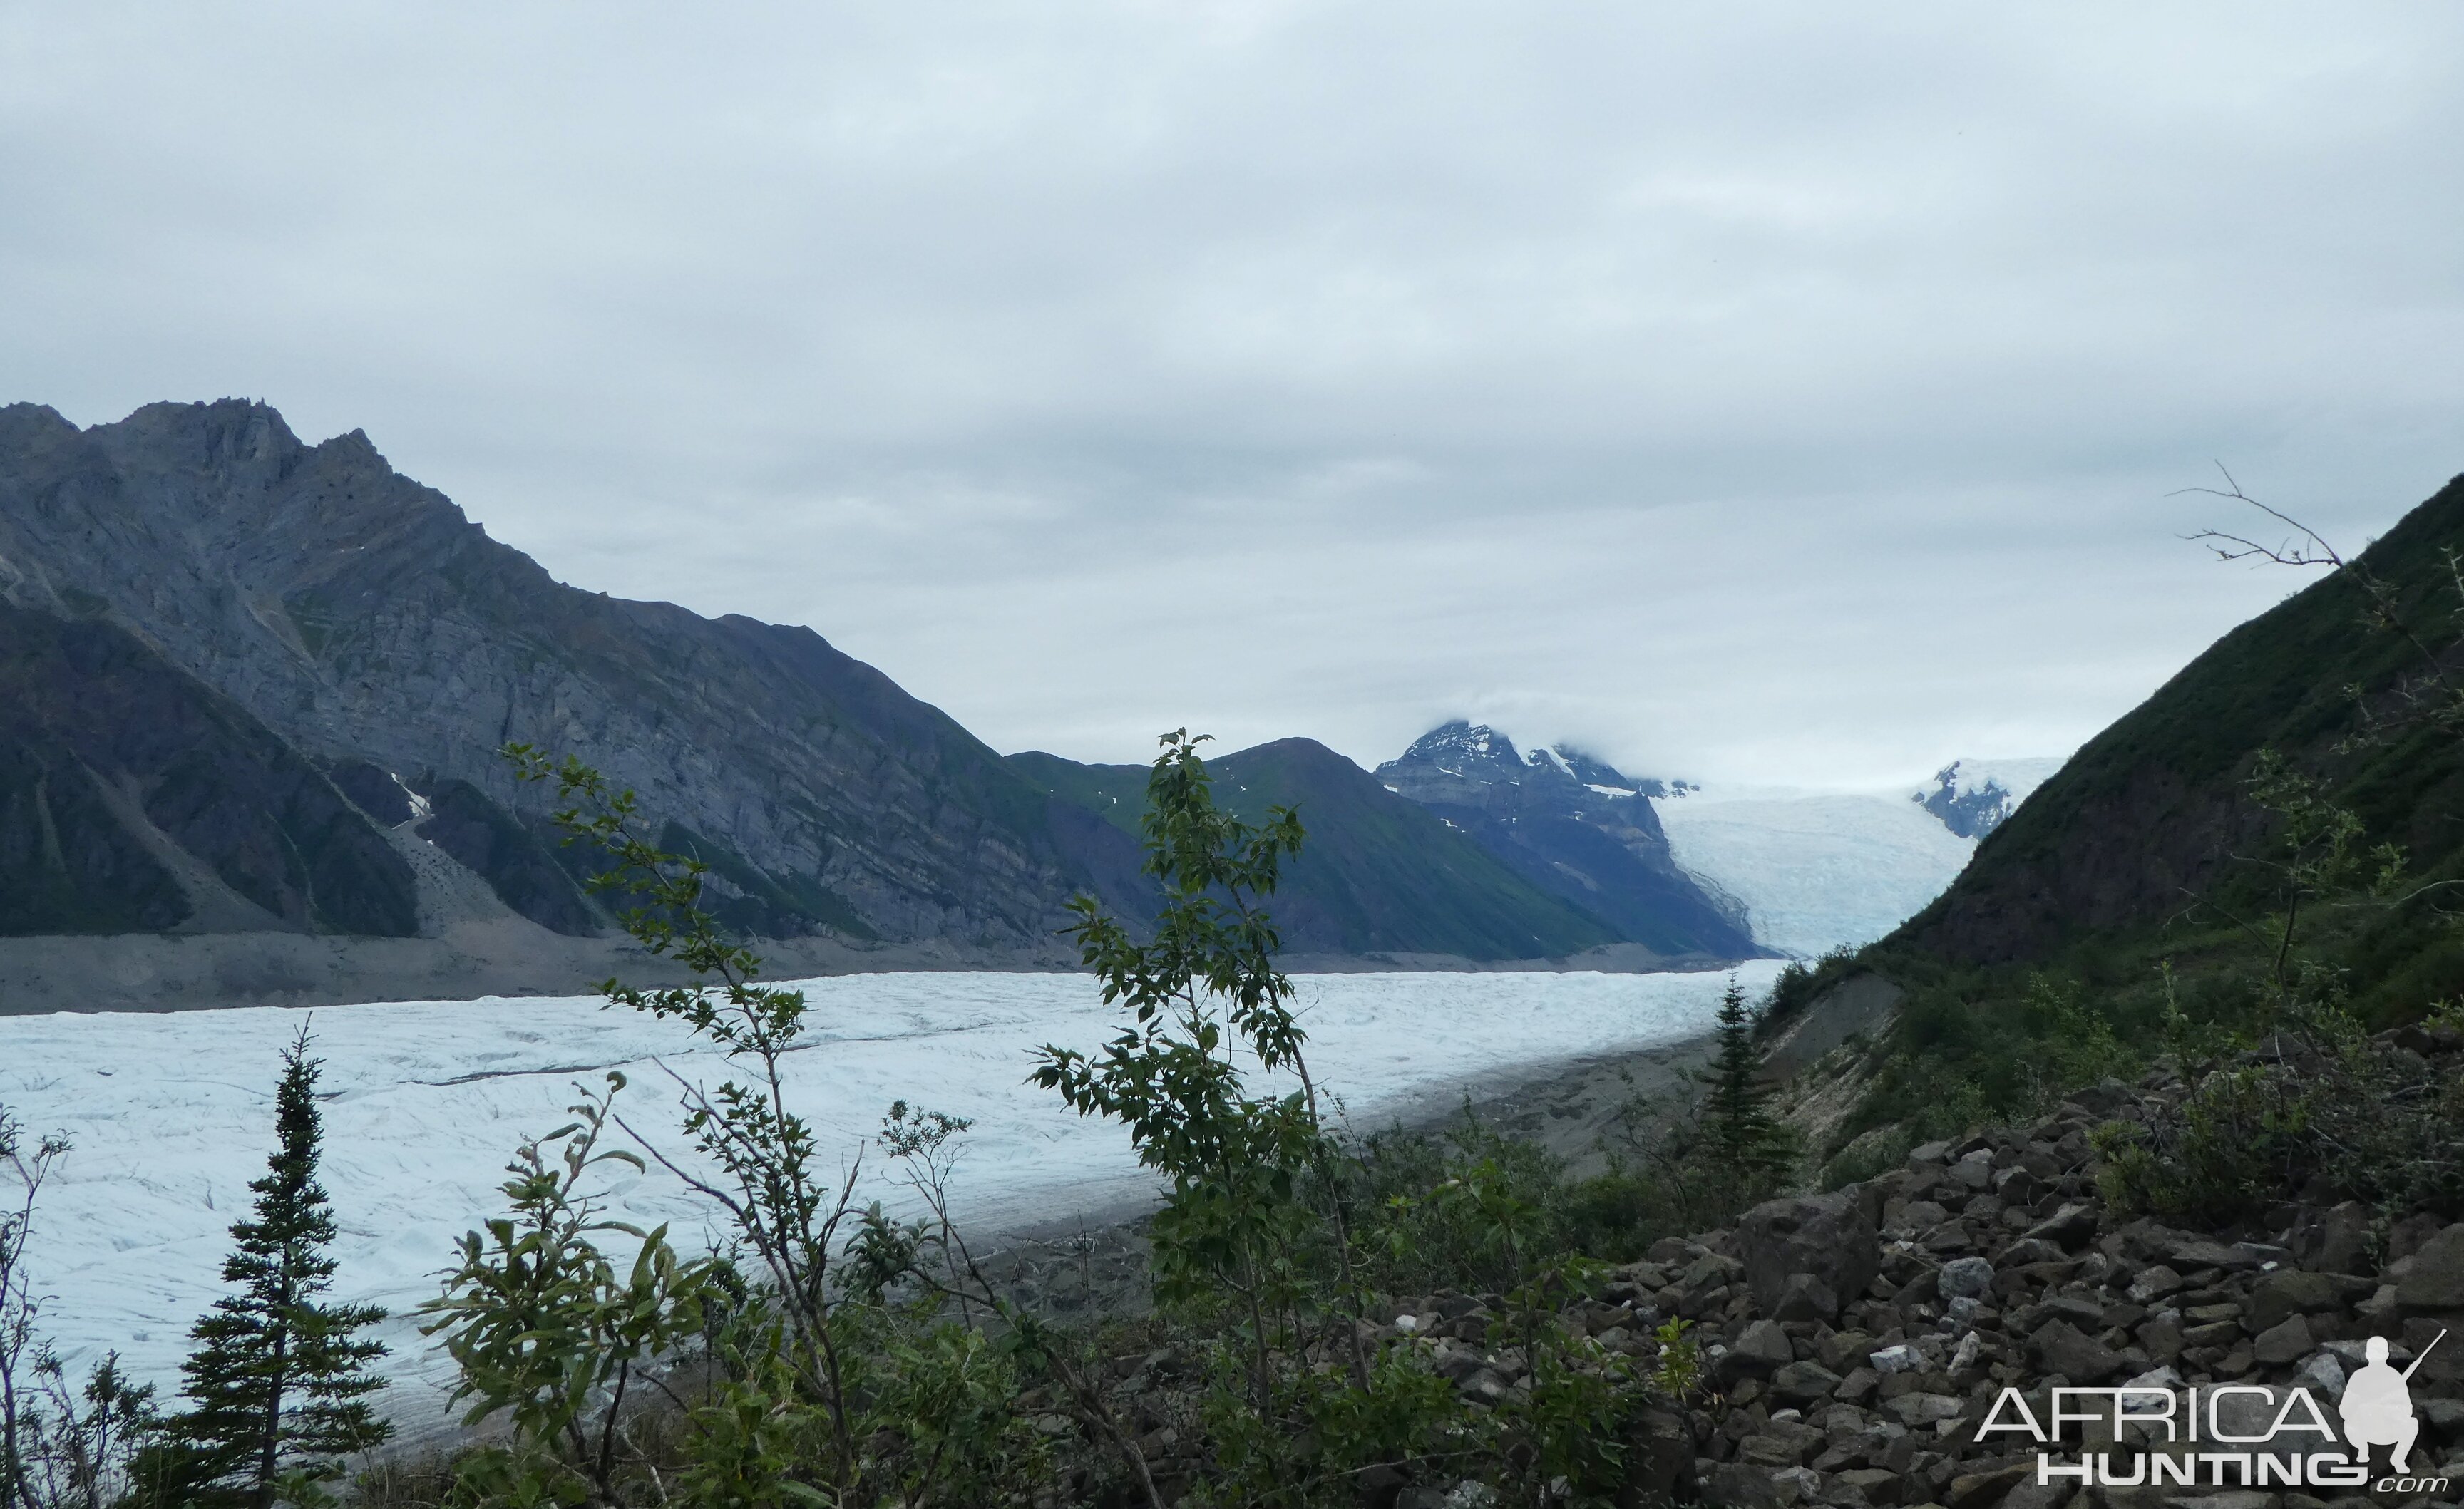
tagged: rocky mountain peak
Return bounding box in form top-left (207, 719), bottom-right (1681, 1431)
top-left (1911, 761), bottom-right (2015, 840)
top-left (1373, 721), bottom-right (1758, 959)
top-left (1380, 721), bottom-right (1665, 813)
top-left (1, 399), bottom-right (1161, 962)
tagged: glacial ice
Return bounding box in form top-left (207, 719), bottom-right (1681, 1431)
top-left (0, 964), bottom-right (1780, 1428)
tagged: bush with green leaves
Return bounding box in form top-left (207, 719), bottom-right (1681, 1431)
top-left (422, 1073), bottom-right (711, 1508)
top-left (429, 733), bottom-right (1714, 1509)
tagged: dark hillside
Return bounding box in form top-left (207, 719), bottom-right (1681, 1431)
top-left (1010, 740), bottom-right (1633, 961)
top-left (1892, 470), bottom-right (2464, 1011)
top-left (0, 399), bottom-right (1151, 948)
top-left (0, 602), bottom-right (418, 936)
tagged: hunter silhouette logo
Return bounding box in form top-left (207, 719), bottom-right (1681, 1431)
top-left (2342, 1332), bottom-right (2438, 1475)
top-left (1977, 1327), bottom-right (2448, 1495)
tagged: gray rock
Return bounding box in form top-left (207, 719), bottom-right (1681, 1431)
top-left (1939, 1257), bottom-right (1996, 1300)
top-left (2397, 1222), bottom-right (2464, 1313)
top-left (1944, 1461), bottom-right (2028, 1509)
top-left (2028, 1320), bottom-right (2126, 1384)
top-left (1621, 1407), bottom-right (1696, 1505)
top-left (2294, 1200), bottom-right (2375, 1275)
top-left (1776, 1272), bottom-right (1842, 1323)
top-left (1883, 1392), bottom-right (1966, 1427)
top-left (2126, 1265), bottom-right (2186, 1304)
top-left (2165, 1238), bottom-right (2261, 1272)
top-left (1948, 1157), bottom-right (1995, 1192)
top-left (2135, 1310), bottom-right (2185, 1364)
top-left (2291, 1349), bottom-right (2345, 1399)
top-left (1772, 1360), bottom-right (1844, 1404)
top-left (2251, 1313), bottom-right (2314, 1367)
top-left (1737, 1420), bottom-right (1826, 1466)
top-left (1704, 1461), bottom-right (1792, 1509)
top-left (2000, 1238), bottom-right (2068, 1267)
top-left (1819, 1330), bottom-right (1877, 1371)
top-left (1718, 1319), bottom-right (1797, 1385)
top-left (1726, 1192), bottom-right (1882, 1324)
top-left (2030, 1292), bottom-right (2107, 1331)
top-left (2024, 1203), bottom-right (2098, 1250)
top-left (2244, 1268), bottom-right (2371, 1331)
top-left (1896, 1201), bottom-right (1954, 1233)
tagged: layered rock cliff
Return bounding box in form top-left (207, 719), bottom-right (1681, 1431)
top-left (0, 399), bottom-right (1151, 959)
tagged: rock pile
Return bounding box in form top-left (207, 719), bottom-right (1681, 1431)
top-left (1032, 1028), bottom-right (2464, 1508)
top-left (1341, 1059), bottom-right (2463, 1509)
top-left (1608, 1068), bottom-right (2463, 1509)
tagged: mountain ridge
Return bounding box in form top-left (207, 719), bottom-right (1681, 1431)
top-left (1370, 721), bottom-right (1764, 959)
top-left (0, 398), bottom-right (1142, 954)
top-left (0, 399), bottom-right (1765, 1006)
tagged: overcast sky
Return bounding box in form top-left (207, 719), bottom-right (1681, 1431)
top-left (5, 4), bottom-right (2461, 786)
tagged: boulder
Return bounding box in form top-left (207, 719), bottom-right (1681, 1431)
top-left (1939, 1257), bottom-right (1996, 1300)
top-left (2244, 1267), bottom-right (2370, 1331)
top-left (1725, 1191), bottom-right (1882, 1324)
top-left (2397, 1222), bottom-right (2464, 1313)
top-left (2250, 1314), bottom-right (2312, 1367)
top-left (1736, 1419), bottom-right (1824, 1467)
top-left (2125, 1265), bottom-right (2185, 1304)
top-left (1883, 1391), bottom-right (1966, 1427)
top-left (2295, 1200), bottom-right (2375, 1275)
top-left (1944, 1461), bottom-right (2030, 1509)
top-left (1704, 1460), bottom-right (1793, 1509)
top-left (2028, 1320), bottom-right (2125, 1384)
top-left (1770, 1360), bottom-right (1843, 1405)
top-left (1616, 1406), bottom-right (1697, 1509)
top-left (2291, 1349), bottom-right (2345, 1399)
top-left (2165, 1238), bottom-right (2260, 1272)
top-left (2024, 1204), bottom-right (2098, 1250)
top-left (1819, 1329), bottom-right (1877, 1371)
top-left (1775, 1272), bottom-right (1840, 1323)
top-left (1716, 1319), bottom-right (1796, 1386)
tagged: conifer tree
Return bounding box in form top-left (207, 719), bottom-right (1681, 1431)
top-left (145, 1026), bottom-right (389, 1508)
top-left (1697, 977), bottom-right (1790, 1193)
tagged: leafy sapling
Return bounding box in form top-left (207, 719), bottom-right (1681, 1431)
top-left (422, 1073), bottom-right (711, 1508)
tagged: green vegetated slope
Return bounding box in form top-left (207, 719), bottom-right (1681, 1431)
top-left (1891, 469), bottom-right (2464, 1012)
top-left (1009, 739), bottom-right (1626, 960)
top-left (1797, 469), bottom-right (2464, 1168)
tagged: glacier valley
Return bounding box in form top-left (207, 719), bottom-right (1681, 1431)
top-left (0, 964), bottom-right (1782, 1428)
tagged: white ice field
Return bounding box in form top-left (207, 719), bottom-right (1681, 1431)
top-left (1658, 758), bottom-right (2063, 959)
top-left (1, 964), bottom-right (1782, 1426)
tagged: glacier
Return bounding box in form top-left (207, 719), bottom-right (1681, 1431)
top-left (0, 964), bottom-right (1780, 1428)
top-left (1655, 758), bottom-right (2062, 958)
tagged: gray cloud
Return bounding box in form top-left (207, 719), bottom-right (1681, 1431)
top-left (4, 2), bottom-right (2460, 784)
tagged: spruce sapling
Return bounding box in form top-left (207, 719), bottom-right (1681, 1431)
top-left (144, 1026), bottom-right (388, 1508)
top-left (1698, 977), bottom-right (1790, 1193)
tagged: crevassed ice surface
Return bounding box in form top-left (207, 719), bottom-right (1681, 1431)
top-left (1655, 758), bottom-right (2062, 957)
top-left (0, 965), bottom-right (1777, 1425)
